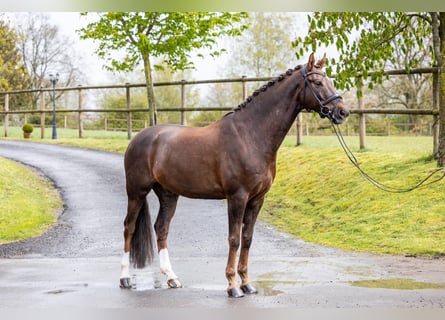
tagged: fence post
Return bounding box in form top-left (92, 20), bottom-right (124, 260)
top-left (432, 68), bottom-right (440, 157)
top-left (386, 118), bottom-right (391, 136)
top-left (433, 114), bottom-right (440, 156)
top-left (126, 83), bottom-right (132, 140)
top-left (40, 89), bottom-right (46, 139)
top-left (241, 75), bottom-right (247, 101)
top-left (357, 76), bottom-right (366, 149)
top-left (181, 80), bottom-right (186, 125)
top-left (4, 93), bottom-right (9, 137)
top-left (296, 113), bottom-right (303, 146)
top-left (78, 85), bottom-right (84, 138)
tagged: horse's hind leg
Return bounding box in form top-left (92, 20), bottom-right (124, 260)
top-left (120, 172), bottom-right (154, 289)
top-left (153, 184), bottom-right (181, 288)
top-left (120, 195), bottom-right (149, 288)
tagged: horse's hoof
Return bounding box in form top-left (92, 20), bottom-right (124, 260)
top-left (227, 287), bottom-right (244, 298)
top-left (241, 283), bottom-right (258, 294)
top-left (167, 278), bottom-right (182, 288)
top-left (119, 277), bottom-right (131, 289)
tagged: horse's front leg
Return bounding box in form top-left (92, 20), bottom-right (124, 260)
top-left (237, 195), bottom-right (265, 295)
top-left (225, 194), bottom-right (248, 298)
top-left (153, 185), bottom-right (182, 288)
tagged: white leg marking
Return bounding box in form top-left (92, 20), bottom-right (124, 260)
top-left (159, 248), bottom-right (178, 280)
top-left (120, 251), bottom-right (130, 279)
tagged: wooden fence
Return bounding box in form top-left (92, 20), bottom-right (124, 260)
top-left (0, 67), bottom-right (440, 154)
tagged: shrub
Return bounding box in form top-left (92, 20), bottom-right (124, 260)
top-left (22, 123), bottom-right (34, 133)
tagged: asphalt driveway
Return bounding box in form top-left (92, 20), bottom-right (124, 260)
top-left (0, 140), bottom-right (444, 308)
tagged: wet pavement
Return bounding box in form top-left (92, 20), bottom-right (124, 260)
top-left (0, 140), bottom-right (444, 308)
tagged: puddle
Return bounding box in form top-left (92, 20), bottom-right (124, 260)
top-left (350, 278), bottom-right (445, 290)
top-left (45, 289), bottom-right (76, 295)
top-left (255, 272), bottom-right (300, 296)
top-left (129, 269), bottom-right (161, 291)
top-left (342, 265), bottom-right (378, 278)
top-left (254, 281), bottom-right (284, 296)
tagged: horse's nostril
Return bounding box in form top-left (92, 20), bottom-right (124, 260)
top-left (339, 108), bottom-right (349, 118)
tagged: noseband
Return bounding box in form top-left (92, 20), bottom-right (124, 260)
top-left (301, 65), bottom-right (343, 119)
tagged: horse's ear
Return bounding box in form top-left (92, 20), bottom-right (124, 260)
top-left (317, 53), bottom-right (327, 69)
top-left (307, 53), bottom-right (316, 72)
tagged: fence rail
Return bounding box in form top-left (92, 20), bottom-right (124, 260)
top-left (1, 67), bottom-right (441, 154)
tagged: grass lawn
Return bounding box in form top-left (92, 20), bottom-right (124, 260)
top-left (264, 136), bottom-right (444, 257)
top-left (0, 157), bottom-right (62, 244)
top-left (1, 126), bottom-right (444, 256)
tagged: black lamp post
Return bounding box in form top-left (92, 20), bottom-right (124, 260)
top-left (49, 73), bottom-right (59, 139)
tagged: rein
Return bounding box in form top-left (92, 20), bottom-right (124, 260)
top-left (301, 64), bottom-right (445, 192)
top-left (330, 121), bottom-right (445, 193)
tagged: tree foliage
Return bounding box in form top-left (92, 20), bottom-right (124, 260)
top-left (79, 12), bottom-right (248, 72)
top-left (0, 18), bottom-right (30, 110)
top-left (294, 12), bottom-right (445, 166)
top-left (14, 13), bottom-right (84, 108)
top-left (294, 13), bottom-right (434, 93)
top-left (78, 12), bottom-right (248, 126)
top-left (225, 12), bottom-right (299, 78)
top-left (198, 12), bottom-right (298, 125)
top-left (0, 19), bottom-right (29, 92)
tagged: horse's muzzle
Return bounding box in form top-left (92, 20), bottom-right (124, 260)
top-left (331, 104), bottom-right (350, 125)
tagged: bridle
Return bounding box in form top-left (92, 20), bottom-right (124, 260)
top-left (301, 64), bottom-right (343, 120)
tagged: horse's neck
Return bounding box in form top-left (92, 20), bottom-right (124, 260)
top-left (233, 74), bottom-right (303, 155)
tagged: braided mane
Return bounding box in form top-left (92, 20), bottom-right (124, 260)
top-left (233, 65), bottom-right (302, 112)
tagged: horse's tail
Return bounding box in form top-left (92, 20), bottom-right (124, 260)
top-left (130, 197), bottom-right (155, 268)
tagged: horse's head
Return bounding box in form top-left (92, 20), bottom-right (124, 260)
top-left (301, 53), bottom-right (349, 125)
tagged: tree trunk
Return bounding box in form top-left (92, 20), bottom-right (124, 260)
top-left (142, 54), bottom-right (157, 126)
top-left (438, 12), bottom-right (445, 166)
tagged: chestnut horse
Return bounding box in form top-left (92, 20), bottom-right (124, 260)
top-left (119, 53), bottom-right (349, 297)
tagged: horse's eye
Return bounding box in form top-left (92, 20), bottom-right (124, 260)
top-left (315, 80), bottom-right (323, 86)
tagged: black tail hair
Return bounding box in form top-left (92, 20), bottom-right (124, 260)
top-left (130, 198), bottom-right (154, 268)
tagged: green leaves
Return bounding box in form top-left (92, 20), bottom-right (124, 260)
top-left (0, 19), bottom-right (29, 91)
top-left (78, 12), bottom-right (248, 125)
top-left (293, 13), bottom-right (434, 95)
top-left (78, 12), bottom-right (248, 73)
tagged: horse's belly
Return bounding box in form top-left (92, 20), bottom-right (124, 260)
top-left (154, 163), bottom-right (225, 199)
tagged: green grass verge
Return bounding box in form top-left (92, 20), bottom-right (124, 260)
top-left (1, 127), bottom-right (443, 256)
top-left (1, 126), bottom-right (130, 154)
top-left (0, 158), bottom-right (62, 244)
top-left (263, 136), bottom-right (444, 257)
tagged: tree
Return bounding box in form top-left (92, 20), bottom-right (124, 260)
top-left (294, 12), bottom-right (445, 166)
top-left (78, 12), bottom-right (248, 126)
top-left (199, 12), bottom-right (299, 124)
top-left (225, 12), bottom-right (300, 78)
top-left (191, 81), bottom-right (240, 126)
top-left (0, 18), bottom-right (29, 107)
top-left (152, 67), bottom-right (200, 125)
top-left (14, 13), bottom-right (84, 108)
top-left (366, 33), bottom-right (434, 132)
top-left (95, 65), bottom-right (200, 130)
